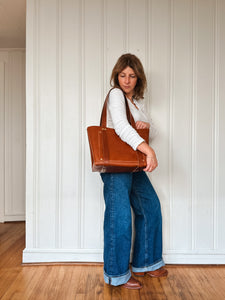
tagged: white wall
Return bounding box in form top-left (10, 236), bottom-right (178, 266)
top-left (0, 49), bottom-right (26, 222)
top-left (23, 0), bottom-right (225, 263)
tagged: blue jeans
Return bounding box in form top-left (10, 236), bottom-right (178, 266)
top-left (100, 171), bottom-right (165, 286)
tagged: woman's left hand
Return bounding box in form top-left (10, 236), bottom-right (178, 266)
top-left (135, 121), bottom-right (150, 129)
top-left (137, 142), bottom-right (158, 173)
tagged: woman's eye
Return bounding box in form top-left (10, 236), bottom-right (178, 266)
top-left (119, 74), bottom-right (136, 78)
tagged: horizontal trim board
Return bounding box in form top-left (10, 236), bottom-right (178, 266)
top-left (4, 215), bottom-right (25, 222)
top-left (0, 48), bottom-right (26, 51)
top-left (164, 254), bottom-right (225, 264)
top-left (22, 262), bottom-right (104, 266)
top-left (23, 248), bottom-right (104, 263)
top-left (23, 248), bottom-right (225, 264)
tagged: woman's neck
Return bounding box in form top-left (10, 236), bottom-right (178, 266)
top-left (126, 95), bottom-right (139, 110)
top-left (126, 93), bottom-right (133, 101)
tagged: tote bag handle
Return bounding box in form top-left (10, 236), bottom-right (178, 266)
top-left (100, 88), bottom-right (136, 128)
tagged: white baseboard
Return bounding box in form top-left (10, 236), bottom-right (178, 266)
top-left (23, 248), bottom-right (104, 263)
top-left (164, 253), bottom-right (225, 264)
top-left (4, 215), bottom-right (25, 222)
top-left (23, 248), bottom-right (225, 264)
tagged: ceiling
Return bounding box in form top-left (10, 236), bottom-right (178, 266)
top-left (0, 0), bottom-right (26, 48)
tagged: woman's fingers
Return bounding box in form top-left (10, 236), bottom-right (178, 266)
top-left (136, 121), bottom-right (143, 129)
top-left (145, 163), bottom-right (157, 172)
top-left (144, 155), bottom-right (158, 172)
top-left (136, 121), bottom-right (141, 129)
top-left (136, 121), bottom-right (149, 129)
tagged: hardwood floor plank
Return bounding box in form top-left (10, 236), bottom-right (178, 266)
top-left (121, 288), bottom-right (142, 300)
top-left (102, 283), bottom-right (112, 300)
top-left (189, 267), bottom-right (223, 300)
top-left (1, 267), bottom-right (42, 300)
top-left (0, 268), bottom-right (22, 299)
top-left (0, 222), bottom-right (25, 270)
top-left (157, 275), bottom-right (181, 300)
top-left (75, 295), bottom-right (86, 300)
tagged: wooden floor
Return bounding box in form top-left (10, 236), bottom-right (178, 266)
top-left (1, 222), bottom-right (225, 300)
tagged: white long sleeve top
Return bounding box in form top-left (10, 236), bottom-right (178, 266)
top-left (106, 88), bottom-right (157, 150)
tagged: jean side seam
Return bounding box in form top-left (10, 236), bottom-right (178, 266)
top-left (104, 269), bottom-right (131, 286)
top-left (109, 173), bottom-right (114, 273)
top-left (133, 189), bottom-right (149, 266)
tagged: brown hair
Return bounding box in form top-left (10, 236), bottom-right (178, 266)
top-left (110, 53), bottom-right (147, 100)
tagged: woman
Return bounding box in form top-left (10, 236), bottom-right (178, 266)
top-left (100, 53), bottom-right (167, 290)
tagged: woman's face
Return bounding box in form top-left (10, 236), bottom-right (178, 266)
top-left (118, 66), bottom-right (137, 99)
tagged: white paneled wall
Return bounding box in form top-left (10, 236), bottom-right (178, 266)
top-left (0, 49), bottom-right (26, 222)
top-left (23, 0), bottom-right (225, 263)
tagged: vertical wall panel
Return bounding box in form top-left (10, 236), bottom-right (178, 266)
top-left (170, 0), bottom-right (193, 250)
top-left (0, 50), bottom-right (25, 223)
top-left (0, 60), bottom-right (5, 222)
top-left (194, 0), bottom-right (215, 249)
top-left (25, 0), bottom-right (37, 248)
top-left (5, 52), bottom-right (26, 217)
top-left (217, 0), bottom-right (225, 250)
top-left (149, 0), bottom-right (171, 251)
top-left (28, 0), bottom-right (40, 243)
top-left (128, 0), bottom-right (147, 63)
top-left (37, 0), bottom-right (58, 248)
top-left (105, 0), bottom-right (127, 84)
top-left (83, 0), bottom-right (104, 249)
top-left (60, 0), bottom-right (81, 249)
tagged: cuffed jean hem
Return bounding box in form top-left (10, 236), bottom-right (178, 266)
top-left (104, 269), bottom-right (131, 286)
top-left (132, 258), bottom-right (165, 273)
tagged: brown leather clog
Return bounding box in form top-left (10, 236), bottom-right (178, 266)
top-left (133, 267), bottom-right (168, 278)
top-left (122, 276), bottom-right (142, 289)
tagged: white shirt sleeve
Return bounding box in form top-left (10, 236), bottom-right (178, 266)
top-left (107, 88), bottom-right (144, 150)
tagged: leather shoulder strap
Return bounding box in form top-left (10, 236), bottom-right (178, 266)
top-left (100, 88), bottom-right (136, 128)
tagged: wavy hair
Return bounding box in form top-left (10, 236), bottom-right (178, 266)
top-left (110, 53), bottom-right (147, 100)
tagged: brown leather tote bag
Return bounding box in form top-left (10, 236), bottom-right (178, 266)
top-left (87, 89), bottom-right (149, 173)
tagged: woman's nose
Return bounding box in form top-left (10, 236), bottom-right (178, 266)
top-left (125, 76), bottom-right (130, 84)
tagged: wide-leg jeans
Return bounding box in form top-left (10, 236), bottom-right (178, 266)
top-left (100, 171), bottom-right (165, 286)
